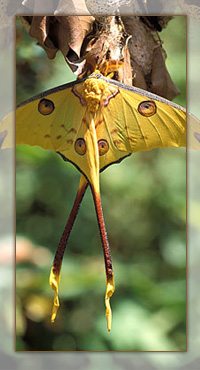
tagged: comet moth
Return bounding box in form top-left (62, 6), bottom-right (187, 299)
top-left (0, 71), bottom-right (186, 332)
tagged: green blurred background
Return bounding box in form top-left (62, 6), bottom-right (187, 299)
top-left (16, 16), bottom-right (186, 351)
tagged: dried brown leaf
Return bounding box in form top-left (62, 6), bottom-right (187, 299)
top-left (151, 46), bottom-right (179, 100)
top-left (21, 15), bottom-right (94, 61)
top-left (55, 15), bottom-right (93, 58)
top-left (131, 60), bottom-right (147, 90)
top-left (122, 16), bottom-right (180, 99)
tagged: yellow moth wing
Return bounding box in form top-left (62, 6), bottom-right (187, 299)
top-left (95, 112), bottom-right (131, 172)
top-left (13, 73), bottom-right (187, 182)
top-left (16, 84), bottom-right (86, 152)
top-left (188, 113), bottom-right (200, 149)
top-left (0, 112), bottom-right (14, 149)
top-left (102, 79), bottom-right (186, 155)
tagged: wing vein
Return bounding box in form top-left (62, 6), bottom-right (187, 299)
top-left (122, 95), bottom-right (149, 149)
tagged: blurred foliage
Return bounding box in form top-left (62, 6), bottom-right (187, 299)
top-left (16, 16), bottom-right (186, 351)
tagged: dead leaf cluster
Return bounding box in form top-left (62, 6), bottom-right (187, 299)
top-left (20, 15), bottom-right (180, 99)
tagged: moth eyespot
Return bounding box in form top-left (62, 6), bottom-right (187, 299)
top-left (138, 101), bottom-right (157, 117)
top-left (98, 139), bottom-right (109, 156)
top-left (38, 99), bottom-right (55, 115)
top-left (75, 138), bottom-right (86, 155)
